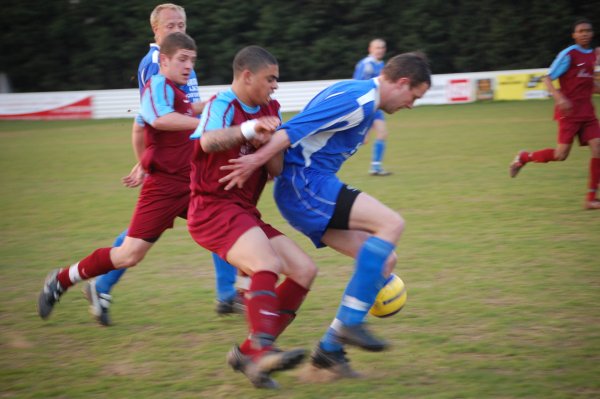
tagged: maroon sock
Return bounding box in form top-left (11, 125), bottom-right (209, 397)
top-left (528, 148), bottom-right (556, 163)
top-left (588, 158), bottom-right (600, 201)
top-left (272, 278), bottom-right (309, 338)
top-left (241, 270), bottom-right (279, 355)
top-left (56, 248), bottom-right (115, 289)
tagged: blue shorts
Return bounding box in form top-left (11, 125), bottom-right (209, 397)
top-left (374, 110), bottom-right (385, 121)
top-left (274, 166), bottom-right (343, 248)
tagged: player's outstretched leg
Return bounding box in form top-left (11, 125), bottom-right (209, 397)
top-left (510, 148), bottom-right (557, 178)
top-left (38, 247), bottom-right (117, 320)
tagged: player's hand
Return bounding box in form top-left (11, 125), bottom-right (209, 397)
top-left (218, 154), bottom-right (261, 190)
top-left (556, 96), bottom-right (572, 116)
top-left (122, 162), bottom-right (146, 188)
top-left (250, 116), bottom-right (281, 146)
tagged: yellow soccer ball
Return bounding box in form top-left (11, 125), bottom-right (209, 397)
top-left (369, 274), bottom-right (407, 318)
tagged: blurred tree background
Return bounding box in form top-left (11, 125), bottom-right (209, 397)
top-left (0, 0), bottom-right (598, 92)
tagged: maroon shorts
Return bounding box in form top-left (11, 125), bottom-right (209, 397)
top-left (557, 118), bottom-right (600, 146)
top-left (187, 195), bottom-right (283, 260)
top-left (128, 174), bottom-right (190, 241)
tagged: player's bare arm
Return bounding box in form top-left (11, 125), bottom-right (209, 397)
top-left (191, 100), bottom-right (206, 115)
top-left (219, 129), bottom-right (291, 190)
top-left (265, 150), bottom-right (284, 178)
top-left (121, 120), bottom-right (148, 188)
top-left (200, 116), bottom-right (280, 153)
top-left (543, 75), bottom-right (572, 115)
top-left (151, 111), bottom-right (200, 131)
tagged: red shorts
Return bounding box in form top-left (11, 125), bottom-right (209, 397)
top-left (187, 195), bottom-right (283, 260)
top-left (557, 118), bottom-right (600, 146)
top-left (128, 174), bottom-right (190, 241)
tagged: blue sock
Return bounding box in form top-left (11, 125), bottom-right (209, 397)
top-left (371, 139), bottom-right (386, 169)
top-left (95, 229), bottom-right (128, 295)
top-left (320, 327), bottom-right (344, 352)
top-left (212, 253), bottom-right (237, 302)
top-left (319, 237), bottom-right (395, 350)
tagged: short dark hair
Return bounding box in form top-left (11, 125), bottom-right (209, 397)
top-left (233, 46), bottom-right (278, 77)
top-left (382, 52), bottom-right (431, 88)
top-left (572, 18), bottom-right (592, 32)
top-left (160, 32), bottom-right (196, 57)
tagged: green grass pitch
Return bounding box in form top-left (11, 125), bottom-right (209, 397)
top-left (1, 99), bottom-right (599, 398)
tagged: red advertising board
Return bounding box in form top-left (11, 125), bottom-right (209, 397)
top-left (0, 96), bottom-right (92, 120)
top-left (447, 79), bottom-right (470, 102)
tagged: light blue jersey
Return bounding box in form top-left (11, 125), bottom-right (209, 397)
top-left (274, 78), bottom-right (380, 246)
top-left (139, 74), bottom-right (179, 125)
top-left (353, 55), bottom-right (384, 80)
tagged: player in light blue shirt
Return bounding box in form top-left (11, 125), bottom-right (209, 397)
top-left (219, 52), bottom-right (431, 377)
top-left (86, 4), bottom-right (240, 326)
top-left (353, 38), bottom-right (393, 176)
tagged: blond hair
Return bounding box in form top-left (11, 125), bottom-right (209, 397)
top-left (150, 3), bottom-right (186, 28)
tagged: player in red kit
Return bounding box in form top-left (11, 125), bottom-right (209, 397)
top-left (187, 46), bottom-right (317, 389)
top-left (37, 33), bottom-right (202, 319)
top-left (510, 19), bottom-right (600, 210)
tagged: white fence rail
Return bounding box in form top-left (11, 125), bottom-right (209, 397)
top-left (0, 68), bottom-right (564, 120)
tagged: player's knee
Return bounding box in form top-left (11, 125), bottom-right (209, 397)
top-left (302, 260), bottom-right (318, 286)
top-left (554, 152), bottom-right (568, 161)
top-left (116, 250), bottom-right (145, 268)
top-left (385, 212), bottom-right (405, 241)
top-left (590, 141), bottom-right (600, 157)
top-left (554, 148), bottom-right (570, 161)
top-left (250, 257), bottom-right (283, 275)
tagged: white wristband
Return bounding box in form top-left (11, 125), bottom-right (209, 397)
top-left (240, 120), bottom-right (258, 140)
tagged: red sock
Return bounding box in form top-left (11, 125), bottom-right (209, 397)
top-left (588, 158), bottom-right (600, 201)
top-left (272, 278), bottom-right (309, 338)
top-left (240, 271), bottom-right (279, 356)
top-left (527, 148), bottom-right (556, 163)
top-left (57, 248), bottom-right (115, 289)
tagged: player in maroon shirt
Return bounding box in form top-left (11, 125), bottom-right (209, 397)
top-left (187, 46), bottom-right (317, 389)
top-left (510, 19), bottom-right (600, 210)
top-left (37, 33), bottom-right (202, 319)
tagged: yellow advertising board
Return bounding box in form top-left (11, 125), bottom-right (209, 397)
top-left (494, 73), bottom-right (556, 100)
